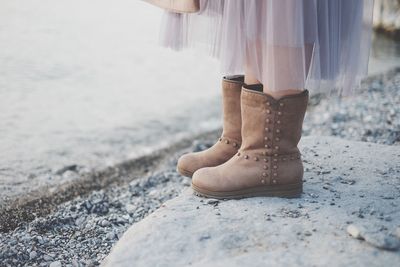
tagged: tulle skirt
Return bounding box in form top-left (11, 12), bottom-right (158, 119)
top-left (160, 0), bottom-right (374, 95)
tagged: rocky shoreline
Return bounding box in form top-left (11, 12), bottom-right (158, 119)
top-left (103, 135), bottom-right (400, 266)
top-left (0, 68), bottom-right (399, 266)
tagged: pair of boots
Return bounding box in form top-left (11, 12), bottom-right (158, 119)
top-left (177, 75), bottom-right (309, 199)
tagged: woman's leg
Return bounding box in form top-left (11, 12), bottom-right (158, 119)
top-left (244, 43), bottom-right (314, 99)
top-left (244, 69), bottom-right (302, 99)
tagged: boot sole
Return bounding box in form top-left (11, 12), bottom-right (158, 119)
top-left (176, 166), bottom-right (193, 178)
top-left (191, 182), bottom-right (302, 199)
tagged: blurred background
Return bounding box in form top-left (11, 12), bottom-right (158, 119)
top-left (0, 0), bottom-right (399, 203)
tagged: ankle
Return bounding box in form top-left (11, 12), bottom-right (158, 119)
top-left (244, 83), bottom-right (303, 100)
top-left (265, 89), bottom-right (304, 100)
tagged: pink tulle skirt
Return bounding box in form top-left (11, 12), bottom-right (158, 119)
top-left (160, 0), bottom-right (374, 95)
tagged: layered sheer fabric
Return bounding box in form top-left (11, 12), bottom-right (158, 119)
top-left (160, 0), bottom-right (374, 95)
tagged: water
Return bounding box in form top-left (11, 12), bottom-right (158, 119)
top-left (0, 0), bottom-right (399, 203)
top-left (368, 32), bottom-right (400, 74)
top-left (0, 0), bottom-right (222, 202)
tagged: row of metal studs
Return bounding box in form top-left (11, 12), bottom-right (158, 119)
top-left (218, 137), bottom-right (239, 148)
top-left (262, 101), bottom-right (285, 184)
top-left (238, 152), bottom-right (301, 161)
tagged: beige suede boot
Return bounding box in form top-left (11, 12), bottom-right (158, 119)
top-left (177, 75), bottom-right (244, 177)
top-left (192, 85), bottom-right (309, 199)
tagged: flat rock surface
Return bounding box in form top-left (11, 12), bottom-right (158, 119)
top-left (103, 136), bottom-right (400, 267)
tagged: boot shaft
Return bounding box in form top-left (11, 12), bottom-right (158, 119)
top-left (240, 87), bottom-right (309, 156)
top-left (221, 75), bottom-right (244, 142)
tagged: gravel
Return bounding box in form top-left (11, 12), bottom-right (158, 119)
top-left (0, 69), bottom-right (399, 266)
top-left (0, 157), bottom-right (191, 266)
top-left (303, 68), bottom-right (400, 145)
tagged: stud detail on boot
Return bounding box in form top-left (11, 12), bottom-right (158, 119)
top-left (192, 87), bottom-right (309, 198)
top-left (177, 75), bottom-right (244, 178)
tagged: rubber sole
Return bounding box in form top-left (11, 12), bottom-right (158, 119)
top-left (176, 166), bottom-right (193, 178)
top-left (191, 182), bottom-right (302, 199)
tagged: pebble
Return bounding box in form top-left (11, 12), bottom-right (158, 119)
top-left (29, 251), bottom-right (37, 260)
top-left (347, 224), bottom-right (363, 239)
top-left (49, 261), bottom-right (62, 267)
top-left (125, 204), bottom-right (136, 213)
top-left (135, 207), bottom-right (145, 214)
top-left (75, 217), bottom-right (86, 226)
top-left (55, 165), bottom-right (79, 175)
top-left (101, 220), bottom-right (111, 227)
top-left (43, 254), bottom-right (54, 261)
top-left (106, 232), bottom-right (116, 240)
top-left (206, 199), bottom-right (219, 205)
top-left (304, 231), bottom-right (312, 236)
top-left (36, 236), bottom-right (44, 244)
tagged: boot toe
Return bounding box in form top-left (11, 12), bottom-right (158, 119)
top-left (192, 167), bottom-right (219, 192)
top-left (177, 153), bottom-right (197, 177)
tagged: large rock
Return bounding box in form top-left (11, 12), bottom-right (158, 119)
top-left (102, 136), bottom-right (400, 267)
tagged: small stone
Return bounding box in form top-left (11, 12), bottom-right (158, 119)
top-left (71, 259), bottom-right (80, 267)
top-left (43, 254), bottom-right (54, 261)
top-left (347, 224), bottom-right (363, 239)
top-left (206, 199), bottom-right (219, 205)
top-left (135, 207), bottom-right (145, 214)
top-left (36, 236), bottom-right (44, 244)
top-left (199, 234), bottom-right (211, 241)
top-left (148, 189), bottom-right (158, 197)
top-left (83, 201), bottom-right (93, 212)
top-left (106, 232), bottom-right (116, 240)
top-left (344, 180), bottom-right (355, 185)
top-left (100, 220), bottom-right (111, 227)
top-left (55, 164), bottom-right (79, 175)
top-left (304, 231), bottom-right (312, 236)
top-left (29, 251), bottom-right (37, 260)
top-left (75, 217), bottom-right (86, 226)
top-left (49, 261), bottom-right (62, 267)
top-left (125, 204), bottom-right (136, 213)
